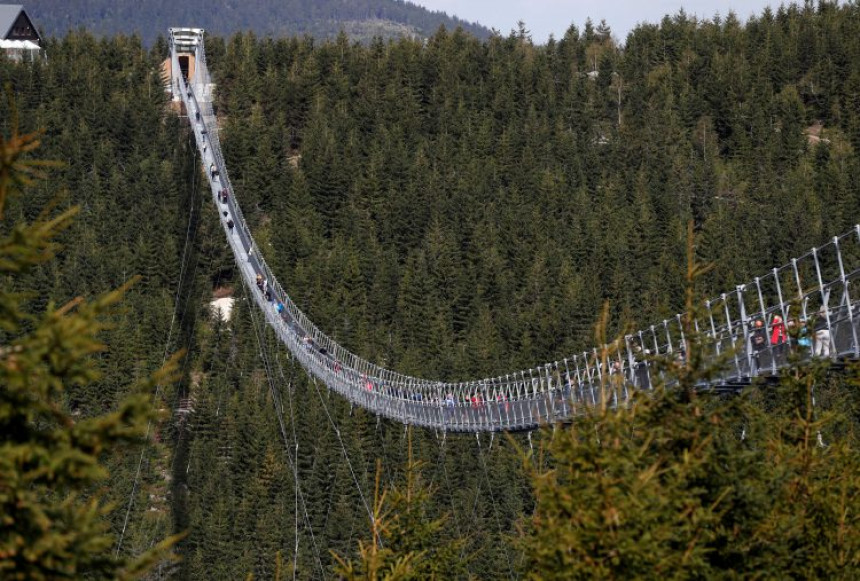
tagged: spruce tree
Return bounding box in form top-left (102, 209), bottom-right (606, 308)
top-left (0, 116), bottom-right (180, 578)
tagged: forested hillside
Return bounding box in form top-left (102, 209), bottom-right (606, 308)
top-left (211, 3), bottom-right (860, 382)
top-left (195, 3), bottom-right (860, 575)
top-left (23, 0), bottom-right (491, 45)
top-left (0, 33), bottom-right (208, 572)
top-left (1, 1), bottom-right (860, 579)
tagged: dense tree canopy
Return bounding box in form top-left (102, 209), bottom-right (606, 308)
top-left (2, 2), bottom-right (860, 578)
top-left (1, 32), bottom-right (205, 574)
top-left (212, 1), bottom-right (860, 382)
top-left (0, 106), bottom-right (183, 579)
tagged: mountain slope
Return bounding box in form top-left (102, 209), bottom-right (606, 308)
top-left (23, 0), bottom-right (492, 44)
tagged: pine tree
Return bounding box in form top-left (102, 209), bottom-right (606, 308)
top-left (332, 431), bottom-right (468, 580)
top-left (0, 115), bottom-right (180, 578)
top-left (522, 232), bottom-right (860, 578)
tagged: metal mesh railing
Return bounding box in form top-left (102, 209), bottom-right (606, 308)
top-left (169, 29), bottom-right (860, 432)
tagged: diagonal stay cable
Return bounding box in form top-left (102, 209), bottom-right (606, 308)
top-left (273, 350), bottom-right (302, 581)
top-left (374, 419), bottom-right (400, 493)
top-left (308, 375), bottom-right (378, 544)
top-left (476, 433), bottom-right (517, 581)
top-left (432, 433), bottom-right (474, 578)
top-left (242, 279), bottom-right (325, 578)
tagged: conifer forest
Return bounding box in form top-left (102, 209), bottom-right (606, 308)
top-left (2, 2), bottom-right (860, 578)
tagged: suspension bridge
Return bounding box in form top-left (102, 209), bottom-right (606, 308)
top-left (167, 28), bottom-right (860, 433)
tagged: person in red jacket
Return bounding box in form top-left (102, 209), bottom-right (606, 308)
top-left (770, 315), bottom-right (788, 345)
top-left (771, 314), bottom-right (788, 364)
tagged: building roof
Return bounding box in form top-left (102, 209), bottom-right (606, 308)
top-left (0, 5), bottom-right (23, 39)
top-left (0, 4), bottom-right (40, 44)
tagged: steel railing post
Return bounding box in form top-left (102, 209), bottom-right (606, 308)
top-left (834, 237), bottom-right (859, 357)
top-left (813, 247), bottom-right (835, 359)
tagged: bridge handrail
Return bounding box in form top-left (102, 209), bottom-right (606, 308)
top-left (169, 29), bottom-right (860, 432)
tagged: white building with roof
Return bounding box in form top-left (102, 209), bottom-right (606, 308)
top-left (0, 4), bottom-right (41, 61)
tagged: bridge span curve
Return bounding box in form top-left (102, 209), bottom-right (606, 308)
top-left (168, 29), bottom-right (860, 432)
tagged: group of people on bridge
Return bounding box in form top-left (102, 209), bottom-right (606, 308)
top-left (748, 309), bottom-right (832, 369)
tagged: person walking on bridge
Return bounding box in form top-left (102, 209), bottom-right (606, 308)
top-left (751, 319), bottom-right (768, 373)
top-left (814, 308), bottom-right (831, 357)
